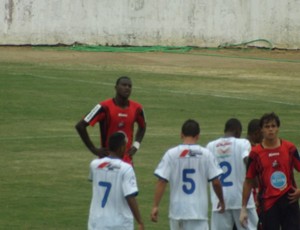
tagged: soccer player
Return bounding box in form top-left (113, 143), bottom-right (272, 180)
top-left (240, 112), bottom-right (300, 230)
top-left (75, 76), bottom-right (146, 164)
top-left (207, 118), bottom-right (258, 230)
top-left (88, 132), bottom-right (144, 230)
top-left (151, 119), bottom-right (225, 230)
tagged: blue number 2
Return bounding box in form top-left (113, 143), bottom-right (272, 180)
top-left (219, 161), bottom-right (233, 187)
top-left (98, 181), bottom-right (112, 207)
top-left (182, 169), bottom-right (196, 194)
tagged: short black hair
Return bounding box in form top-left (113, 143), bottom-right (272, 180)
top-left (108, 132), bottom-right (127, 152)
top-left (181, 119), bottom-right (200, 137)
top-left (259, 112), bottom-right (280, 128)
top-left (247, 119), bottom-right (260, 135)
top-left (224, 118), bottom-right (242, 133)
top-left (116, 76), bottom-right (131, 86)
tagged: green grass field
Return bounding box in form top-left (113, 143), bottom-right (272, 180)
top-left (1, 47), bottom-right (300, 229)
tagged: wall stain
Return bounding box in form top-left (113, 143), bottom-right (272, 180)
top-left (5, 0), bottom-right (14, 28)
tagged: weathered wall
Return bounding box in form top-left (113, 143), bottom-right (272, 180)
top-left (1, 0), bottom-right (299, 49)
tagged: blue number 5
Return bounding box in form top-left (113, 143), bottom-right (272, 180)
top-left (182, 169), bottom-right (196, 194)
top-left (98, 181), bottom-right (112, 207)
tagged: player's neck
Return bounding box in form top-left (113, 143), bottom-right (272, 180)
top-left (114, 97), bottom-right (129, 108)
top-left (262, 137), bottom-right (280, 149)
top-left (182, 136), bottom-right (198, 145)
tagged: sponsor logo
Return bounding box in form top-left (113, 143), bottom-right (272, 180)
top-left (270, 171), bottom-right (287, 190)
top-left (118, 113), bottom-right (128, 117)
top-left (269, 152), bottom-right (280, 157)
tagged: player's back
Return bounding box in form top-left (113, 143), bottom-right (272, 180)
top-left (88, 157), bottom-right (137, 230)
top-left (207, 137), bottom-right (255, 210)
top-left (162, 144), bottom-right (222, 220)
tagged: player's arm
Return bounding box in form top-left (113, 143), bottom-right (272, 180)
top-left (151, 178), bottom-right (167, 222)
top-left (75, 119), bottom-right (107, 157)
top-left (240, 178), bottom-right (255, 227)
top-left (211, 177), bottom-right (225, 213)
top-left (126, 195), bottom-right (144, 230)
top-left (128, 109), bottom-right (147, 156)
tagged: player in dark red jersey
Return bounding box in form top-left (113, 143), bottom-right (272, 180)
top-left (240, 112), bottom-right (300, 230)
top-left (75, 76), bottom-right (146, 164)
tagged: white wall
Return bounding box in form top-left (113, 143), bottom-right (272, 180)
top-left (1, 0), bottom-right (299, 49)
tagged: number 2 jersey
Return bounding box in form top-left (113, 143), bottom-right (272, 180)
top-left (207, 137), bottom-right (256, 211)
top-left (246, 139), bottom-right (300, 211)
top-left (154, 144), bottom-right (223, 220)
top-left (84, 98), bottom-right (146, 163)
top-left (88, 157), bottom-right (138, 230)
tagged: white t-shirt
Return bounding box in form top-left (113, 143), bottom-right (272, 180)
top-left (154, 144), bottom-right (223, 220)
top-left (207, 137), bottom-right (256, 211)
top-left (88, 157), bottom-right (138, 230)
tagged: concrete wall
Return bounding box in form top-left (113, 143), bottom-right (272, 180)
top-left (1, 0), bottom-right (299, 49)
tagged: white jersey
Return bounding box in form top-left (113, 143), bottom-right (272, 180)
top-left (88, 157), bottom-right (138, 230)
top-left (154, 144), bottom-right (223, 220)
top-left (207, 137), bottom-right (256, 211)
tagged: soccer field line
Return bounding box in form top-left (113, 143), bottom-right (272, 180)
top-left (21, 73), bottom-right (300, 107)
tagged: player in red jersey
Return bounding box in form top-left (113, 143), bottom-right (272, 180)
top-left (240, 112), bottom-right (300, 230)
top-left (75, 76), bottom-right (146, 164)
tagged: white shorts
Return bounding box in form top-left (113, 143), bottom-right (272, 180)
top-left (170, 219), bottom-right (208, 230)
top-left (211, 208), bottom-right (258, 230)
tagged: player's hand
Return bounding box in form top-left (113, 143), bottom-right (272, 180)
top-left (217, 201), bottom-right (225, 213)
top-left (239, 206), bottom-right (248, 228)
top-left (288, 187), bottom-right (300, 204)
top-left (137, 223), bottom-right (144, 230)
top-left (151, 207), bottom-right (159, 222)
top-left (128, 146), bottom-right (138, 157)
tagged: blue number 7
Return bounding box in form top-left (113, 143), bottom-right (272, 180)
top-left (98, 181), bottom-right (112, 208)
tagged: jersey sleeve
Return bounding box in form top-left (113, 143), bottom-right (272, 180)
top-left (83, 103), bottom-right (106, 126)
top-left (291, 144), bottom-right (300, 172)
top-left (154, 151), bottom-right (171, 181)
top-left (241, 139), bottom-right (251, 160)
top-left (122, 166), bottom-right (139, 197)
top-left (245, 151), bottom-right (257, 179)
top-left (135, 106), bottom-right (146, 128)
top-left (207, 151), bottom-right (223, 181)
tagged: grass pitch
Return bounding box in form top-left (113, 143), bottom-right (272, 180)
top-left (0, 47), bottom-right (300, 229)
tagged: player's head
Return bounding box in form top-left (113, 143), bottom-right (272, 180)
top-left (247, 119), bottom-right (263, 145)
top-left (108, 131), bottom-right (127, 158)
top-left (259, 112), bottom-right (280, 128)
top-left (181, 119), bottom-right (200, 137)
top-left (224, 118), bottom-right (242, 138)
top-left (115, 76), bottom-right (132, 99)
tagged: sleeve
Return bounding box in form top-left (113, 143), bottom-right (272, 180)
top-left (207, 151), bottom-right (223, 181)
top-left (88, 161), bottom-right (94, 181)
top-left (291, 144), bottom-right (300, 171)
top-left (245, 151), bottom-right (257, 179)
top-left (241, 139), bottom-right (251, 160)
top-left (154, 152), bottom-right (171, 181)
top-left (135, 106), bottom-right (146, 128)
top-left (83, 103), bottom-right (106, 126)
top-left (122, 167), bottom-right (139, 197)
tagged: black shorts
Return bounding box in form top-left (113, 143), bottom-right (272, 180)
top-left (259, 192), bottom-right (300, 230)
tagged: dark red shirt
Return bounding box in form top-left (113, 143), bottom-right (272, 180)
top-left (246, 139), bottom-right (300, 211)
top-left (84, 98), bottom-right (146, 164)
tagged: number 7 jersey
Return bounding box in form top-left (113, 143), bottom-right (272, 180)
top-left (154, 144), bottom-right (223, 220)
top-left (88, 157), bottom-right (138, 230)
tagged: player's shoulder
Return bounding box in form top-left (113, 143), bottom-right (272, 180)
top-left (100, 98), bottom-right (114, 106)
top-left (129, 99), bottom-right (143, 108)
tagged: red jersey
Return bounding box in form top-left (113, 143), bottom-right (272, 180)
top-left (246, 139), bottom-right (300, 211)
top-left (84, 98), bottom-right (146, 163)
